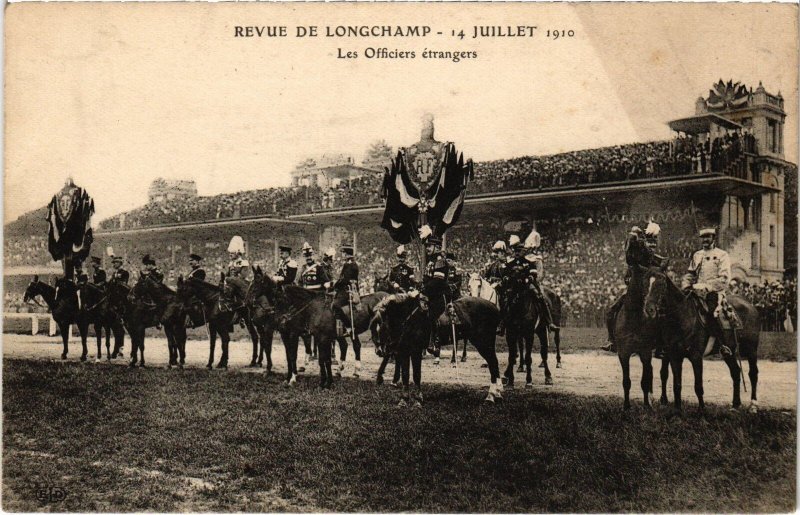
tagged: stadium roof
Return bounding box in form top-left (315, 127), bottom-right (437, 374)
top-left (667, 113), bottom-right (742, 134)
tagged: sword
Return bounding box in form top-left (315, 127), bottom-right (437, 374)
top-left (732, 328), bottom-right (747, 393)
top-left (348, 284), bottom-right (356, 339)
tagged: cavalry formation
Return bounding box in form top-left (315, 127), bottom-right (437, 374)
top-left (23, 223), bottom-right (761, 411)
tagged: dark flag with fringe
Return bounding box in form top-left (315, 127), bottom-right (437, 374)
top-left (46, 181), bottom-right (95, 263)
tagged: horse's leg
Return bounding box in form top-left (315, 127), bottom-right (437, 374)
top-left (217, 329), bottom-right (229, 368)
top-left (670, 355), bottom-right (683, 412)
top-left (111, 321), bottom-right (125, 358)
top-left (554, 328), bottom-right (562, 368)
top-left (524, 334), bottom-right (533, 387)
top-left (95, 323), bottom-right (103, 361)
top-left (619, 353), bottom-right (632, 410)
top-left (690, 356), bottom-right (705, 411)
top-left (639, 352), bottom-right (653, 409)
top-left (78, 322), bottom-right (89, 362)
top-left (129, 328), bottom-right (139, 366)
top-left (392, 358), bottom-right (401, 385)
top-left (176, 324), bottom-right (187, 367)
top-left (318, 336), bottom-right (329, 388)
top-left (207, 324), bottom-right (216, 370)
top-left (659, 357), bottom-right (670, 405)
top-left (411, 349), bottom-right (423, 406)
top-left (473, 335), bottom-right (502, 402)
top-left (335, 336), bottom-right (347, 377)
top-left (376, 353), bottom-right (389, 384)
top-left (104, 323), bottom-right (112, 361)
top-left (503, 333), bottom-right (517, 388)
top-left (399, 351), bottom-right (411, 405)
top-left (264, 328), bottom-right (274, 372)
top-left (539, 328), bottom-right (552, 385)
top-left (351, 333), bottom-right (362, 378)
top-left (139, 329), bottom-right (146, 368)
top-left (517, 336), bottom-right (525, 373)
top-left (248, 320), bottom-right (259, 367)
top-left (59, 322), bottom-right (69, 359)
top-left (285, 333), bottom-right (298, 385)
top-left (723, 354), bottom-right (742, 409)
top-left (165, 329), bottom-right (174, 368)
top-left (747, 353), bottom-right (759, 412)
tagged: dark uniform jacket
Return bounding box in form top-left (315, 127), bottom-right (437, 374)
top-left (188, 267), bottom-right (206, 281)
top-left (624, 235), bottom-right (668, 283)
top-left (93, 268), bottom-right (107, 287)
top-left (482, 259), bottom-right (506, 285)
top-left (389, 263), bottom-right (416, 292)
top-left (111, 268), bottom-right (130, 285)
top-left (501, 256), bottom-right (537, 290)
top-left (276, 258), bottom-right (298, 285)
top-left (334, 260), bottom-right (359, 292)
top-left (143, 268), bottom-right (164, 283)
top-left (300, 261), bottom-right (330, 292)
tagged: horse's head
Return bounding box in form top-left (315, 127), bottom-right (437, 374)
top-left (643, 271), bottom-right (670, 320)
top-left (23, 275), bottom-right (42, 303)
top-left (374, 293), bottom-right (429, 357)
top-left (467, 273), bottom-right (482, 297)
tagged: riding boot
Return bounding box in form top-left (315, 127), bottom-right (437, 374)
top-left (496, 319), bottom-right (505, 336)
top-left (542, 299), bottom-right (558, 331)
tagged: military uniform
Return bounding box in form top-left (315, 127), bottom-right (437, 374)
top-left (111, 266), bottom-right (130, 285)
top-left (389, 262), bottom-right (416, 293)
top-left (93, 267), bottom-right (107, 287)
top-left (188, 266), bottom-right (206, 281)
top-left (227, 256), bottom-right (250, 280)
top-left (274, 256), bottom-right (298, 285)
top-left (300, 260), bottom-right (331, 293)
top-left (482, 258), bottom-right (506, 286)
top-left (186, 255), bottom-right (207, 328)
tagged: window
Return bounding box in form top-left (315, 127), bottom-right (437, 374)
top-left (768, 120), bottom-right (778, 153)
top-left (751, 242), bottom-right (758, 269)
top-left (770, 225), bottom-right (776, 247)
top-left (770, 192), bottom-right (776, 213)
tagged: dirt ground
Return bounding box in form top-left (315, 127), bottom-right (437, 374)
top-left (3, 332), bottom-right (796, 410)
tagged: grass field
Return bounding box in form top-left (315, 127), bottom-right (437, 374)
top-left (3, 358), bottom-right (795, 512)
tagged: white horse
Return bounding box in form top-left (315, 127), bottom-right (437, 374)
top-left (468, 273), bottom-right (498, 306)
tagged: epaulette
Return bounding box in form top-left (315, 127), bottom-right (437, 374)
top-left (287, 259), bottom-right (298, 268)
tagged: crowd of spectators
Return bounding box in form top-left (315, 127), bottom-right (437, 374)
top-left (4, 236), bottom-right (54, 267)
top-left (732, 278), bottom-right (797, 332)
top-left (96, 132), bottom-right (757, 231)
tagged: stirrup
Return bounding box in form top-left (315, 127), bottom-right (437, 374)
top-left (601, 341), bottom-right (616, 353)
top-left (719, 345), bottom-right (733, 358)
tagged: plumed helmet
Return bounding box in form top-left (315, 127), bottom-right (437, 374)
top-left (492, 240), bottom-right (506, 251)
top-left (142, 254), bottom-right (155, 266)
top-left (324, 248), bottom-right (335, 259)
top-left (396, 245), bottom-right (407, 257)
top-left (508, 234), bottom-right (522, 248)
top-left (302, 242), bottom-right (312, 251)
top-left (524, 230), bottom-right (541, 249)
top-left (645, 222), bottom-right (661, 238)
top-left (228, 235), bottom-right (245, 254)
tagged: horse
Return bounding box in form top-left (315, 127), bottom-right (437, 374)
top-left (106, 277), bottom-right (165, 367)
top-left (501, 280), bottom-right (554, 388)
top-left (77, 281), bottom-right (126, 362)
top-left (24, 276), bottom-right (86, 360)
top-left (373, 272), bottom-right (395, 294)
top-left (644, 272), bottom-right (761, 412)
top-left (244, 266), bottom-right (278, 373)
top-left (222, 274), bottom-right (268, 367)
top-left (251, 273), bottom-right (338, 387)
top-left (176, 276), bottom-right (236, 369)
top-left (334, 291), bottom-right (389, 377)
top-left (136, 275), bottom-right (188, 368)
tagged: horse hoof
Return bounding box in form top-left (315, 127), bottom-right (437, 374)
top-left (516, 366), bottom-right (524, 373)
top-left (433, 359), bottom-right (440, 366)
top-left (139, 362), bottom-right (146, 368)
top-left (206, 363), bottom-right (213, 370)
top-left (525, 382), bottom-right (533, 388)
top-left (390, 381), bottom-right (400, 389)
top-left (748, 402), bottom-right (759, 414)
top-left (80, 355), bottom-right (87, 363)
top-left (545, 377), bottom-right (553, 386)
top-left (538, 361), bottom-right (545, 368)
top-left (376, 376), bottom-right (384, 385)
top-left (485, 394), bottom-right (495, 403)
top-left (556, 362), bottom-right (562, 369)
top-left (660, 397), bottom-right (669, 406)
top-left (216, 363), bottom-right (227, 369)
top-left (95, 357), bottom-right (101, 364)
top-left (167, 364), bottom-right (172, 369)
top-left (460, 356), bottom-right (467, 363)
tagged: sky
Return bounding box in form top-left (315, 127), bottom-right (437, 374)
top-left (5, 3), bottom-right (797, 223)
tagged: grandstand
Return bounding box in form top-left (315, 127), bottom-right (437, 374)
top-left (4, 80), bottom-right (796, 329)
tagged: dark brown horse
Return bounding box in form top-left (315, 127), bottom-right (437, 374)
top-left (136, 275), bottom-right (188, 368)
top-left (644, 272), bottom-right (761, 412)
top-left (222, 274), bottom-right (268, 368)
top-left (24, 276), bottom-right (86, 360)
top-left (244, 266), bottom-right (278, 373)
top-left (334, 291), bottom-right (389, 377)
top-left (251, 273), bottom-right (338, 387)
top-left (176, 276), bottom-right (236, 369)
top-left (502, 282), bottom-right (554, 388)
top-left (77, 281), bottom-right (126, 362)
top-left (106, 277), bottom-right (166, 367)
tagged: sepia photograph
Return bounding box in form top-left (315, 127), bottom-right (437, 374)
top-left (3, 2), bottom-right (798, 512)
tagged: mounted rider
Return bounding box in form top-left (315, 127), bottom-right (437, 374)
top-left (682, 227), bottom-right (734, 357)
top-left (226, 236), bottom-right (250, 281)
top-left (185, 253), bottom-right (207, 328)
top-left (446, 251), bottom-right (464, 300)
top-left (482, 240), bottom-right (508, 334)
top-left (602, 222), bottom-right (669, 353)
top-left (389, 245), bottom-right (417, 293)
top-left (523, 227), bottom-right (557, 330)
top-left (500, 235), bottom-right (557, 331)
top-left (90, 256), bottom-right (107, 287)
top-left (109, 255), bottom-right (130, 285)
top-left (299, 243), bottom-right (331, 294)
top-left (332, 244), bottom-right (360, 336)
top-left (321, 247), bottom-right (335, 283)
top-left (272, 244), bottom-right (298, 286)
top-left (141, 254), bottom-right (164, 283)
top-left (187, 254), bottom-right (206, 281)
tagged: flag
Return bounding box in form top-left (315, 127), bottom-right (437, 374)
top-left (380, 143), bottom-right (472, 243)
top-left (47, 184), bottom-right (94, 262)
